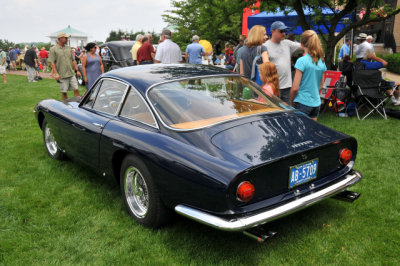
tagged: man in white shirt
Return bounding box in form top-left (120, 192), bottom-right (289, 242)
top-left (354, 33), bottom-right (370, 61)
top-left (155, 29), bottom-right (183, 64)
top-left (264, 21), bottom-right (300, 104)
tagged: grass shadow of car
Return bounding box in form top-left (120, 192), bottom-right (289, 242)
top-left (155, 200), bottom-right (349, 258)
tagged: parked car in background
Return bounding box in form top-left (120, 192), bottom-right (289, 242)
top-left (100, 41), bottom-right (136, 72)
top-left (34, 64), bottom-right (362, 241)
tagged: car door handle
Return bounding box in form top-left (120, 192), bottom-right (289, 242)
top-left (92, 123), bottom-right (104, 129)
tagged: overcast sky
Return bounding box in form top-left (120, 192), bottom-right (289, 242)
top-left (0, 0), bottom-right (172, 44)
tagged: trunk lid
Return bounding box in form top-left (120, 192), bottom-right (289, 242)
top-left (211, 112), bottom-right (346, 165)
top-left (210, 112), bottom-right (357, 207)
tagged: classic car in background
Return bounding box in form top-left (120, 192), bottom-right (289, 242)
top-left (99, 41), bottom-right (136, 72)
top-left (34, 64), bottom-right (362, 241)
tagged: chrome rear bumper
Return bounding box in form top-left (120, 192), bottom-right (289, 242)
top-left (175, 170), bottom-right (362, 232)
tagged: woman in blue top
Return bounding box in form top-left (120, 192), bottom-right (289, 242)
top-left (82, 42), bottom-right (104, 90)
top-left (290, 30), bottom-right (327, 121)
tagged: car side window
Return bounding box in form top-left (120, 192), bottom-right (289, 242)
top-left (82, 81), bottom-right (101, 109)
top-left (92, 79), bottom-right (128, 115)
top-left (120, 88), bottom-right (157, 127)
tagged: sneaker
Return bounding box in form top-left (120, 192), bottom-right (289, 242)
top-left (393, 99), bottom-right (400, 106)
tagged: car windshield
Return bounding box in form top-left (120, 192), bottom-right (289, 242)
top-left (147, 76), bottom-right (286, 130)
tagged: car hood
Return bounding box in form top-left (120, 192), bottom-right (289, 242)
top-left (211, 112), bottom-right (346, 165)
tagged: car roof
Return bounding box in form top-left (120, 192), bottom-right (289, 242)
top-left (100, 41), bottom-right (135, 61)
top-left (102, 64), bottom-right (240, 94)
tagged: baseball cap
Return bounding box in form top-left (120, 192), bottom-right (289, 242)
top-left (57, 32), bottom-right (71, 39)
top-left (271, 21), bottom-right (288, 31)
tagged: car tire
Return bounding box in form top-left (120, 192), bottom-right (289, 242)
top-left (42, 119), bottom-right (65, 160)
top-left (120, 154), bottom-right (171, 228)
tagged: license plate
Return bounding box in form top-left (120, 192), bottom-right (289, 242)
top-left (289, 159), bottom-right (318, 189)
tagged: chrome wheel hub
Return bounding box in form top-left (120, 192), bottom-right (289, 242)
top-left (124, 167), bottom-right (149, 218)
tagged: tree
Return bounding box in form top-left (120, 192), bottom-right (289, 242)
top-left (0, 39), bottom-right (15, 51)
top-left (255, 0), bottom-right (400, 69)
top-left (106, 29), bottom-right (160, 44)
top-left (163, 0), bottom-right (248, 49)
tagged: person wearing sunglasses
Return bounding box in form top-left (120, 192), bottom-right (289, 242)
top-left (264, 21), bottom-right (301, 104)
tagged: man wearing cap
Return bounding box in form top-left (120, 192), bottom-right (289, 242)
top-left (0, 48), bottom-right (7, 84)
top-left (354, 33), bottom-right (370, 62)
top-left (24, 45), bottom-right (39, 82)
top-left (185, 35), bottom-right (205, 64)
top-left (155, 29), bottom-right (182, 64)
top-left (264, 21), bottom-right (300, 104)
top-left (48, 32), bottom-right (81, 100)
top-left (131, 34), bottom-right (143, 65)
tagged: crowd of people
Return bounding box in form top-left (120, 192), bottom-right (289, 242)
top-left (1, 22), bottom-right (398, 113)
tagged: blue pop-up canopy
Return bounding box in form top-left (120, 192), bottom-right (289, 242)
top-left (248, 9), bottom-right (354, 35)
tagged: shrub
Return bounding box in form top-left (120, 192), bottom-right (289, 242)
top-left (383, 53), bottom-right (400, 74)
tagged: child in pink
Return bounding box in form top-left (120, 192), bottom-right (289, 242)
top-left (257, 62), bottom-right (280, 101)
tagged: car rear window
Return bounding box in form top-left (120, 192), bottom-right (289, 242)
top-left (147, 76), bottom-right (284, 130)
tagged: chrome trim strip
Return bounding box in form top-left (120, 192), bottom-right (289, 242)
top-left (145, 75), bottom-right (288, 132)
top-left (175, 170), bottom-right (362, 232)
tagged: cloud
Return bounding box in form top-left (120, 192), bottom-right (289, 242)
top-left (0, 0), bottom-right (171, 43)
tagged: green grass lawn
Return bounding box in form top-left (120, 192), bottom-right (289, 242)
top-left (1, 75), bottom-right (399, 265)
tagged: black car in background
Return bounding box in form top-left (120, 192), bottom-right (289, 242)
top-left (100, 41), bottom-right (136, 72)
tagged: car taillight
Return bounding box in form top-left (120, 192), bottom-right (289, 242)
top-left (237, 181), bottom-right (255, 202)
top-left (339, 148), bottom-right (352, 165)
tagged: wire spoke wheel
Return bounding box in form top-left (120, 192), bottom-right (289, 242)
top-left (124, 166), bottom-right (149, 218)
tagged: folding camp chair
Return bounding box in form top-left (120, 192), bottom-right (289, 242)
top-left (319, 71), bottom-right (341, 112)
top-left (352, 69), bottom-right (396, 120)
top-left (319, 71), bottom-right (351, 115)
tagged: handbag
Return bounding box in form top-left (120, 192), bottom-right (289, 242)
top-left (250, 46), bottom-right (263, 86)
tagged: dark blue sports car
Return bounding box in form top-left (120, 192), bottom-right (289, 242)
top-left (34, 64), bottom-right (362, 241)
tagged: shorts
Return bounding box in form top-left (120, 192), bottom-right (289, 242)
top-left (40, 58), bottom-right (48, 66)
top-left (294, 102), bottom-right (320, 118)
top-left (0, 65), bottom-right (5, 74)
top-left (58, 76), bottom-right (78, 93)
